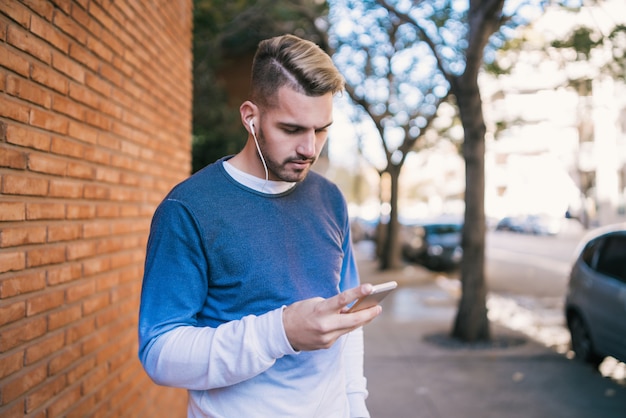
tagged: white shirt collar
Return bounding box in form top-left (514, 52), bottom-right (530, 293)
top-left (223, 161), bottom-right (296, 194)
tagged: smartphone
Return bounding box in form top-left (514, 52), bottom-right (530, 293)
top-left (347, 281), bottom-right (398, 313)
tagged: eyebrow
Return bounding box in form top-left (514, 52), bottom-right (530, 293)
top-left (279, 121), bottom-right (334, 131)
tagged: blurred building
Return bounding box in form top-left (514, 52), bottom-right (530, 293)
top-left (481, 0), bottom-right (626, 228)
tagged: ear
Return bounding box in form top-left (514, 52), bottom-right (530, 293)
top-left (240, 101), bottom-right (257, 135)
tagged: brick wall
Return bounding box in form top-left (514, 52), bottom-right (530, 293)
top-left (1, 1), bottom-right (192, 416)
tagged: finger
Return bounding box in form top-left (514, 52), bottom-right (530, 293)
top-left (325, 283), bottom-right (374, 312)
top-left (339, 304), bottom-right (382, 329)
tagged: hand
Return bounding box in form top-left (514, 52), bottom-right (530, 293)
top-left (282, 284), bottom-right (382, 351)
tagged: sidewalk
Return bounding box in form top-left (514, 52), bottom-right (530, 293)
top-left (357, 256), bottom-right (626, 418)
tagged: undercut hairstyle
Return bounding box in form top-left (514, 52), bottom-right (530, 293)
top-left (250, 34), bottom-right (345, 108)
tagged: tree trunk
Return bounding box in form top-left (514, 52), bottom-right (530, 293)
top-left (451, 80), bottom-right (490, 342)
top-left (379, 165), bottom-right (403, 270)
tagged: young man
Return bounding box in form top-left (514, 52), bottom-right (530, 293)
top-left (138, 34), bottom-right (380, 417)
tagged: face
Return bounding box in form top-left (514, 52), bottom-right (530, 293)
top-left (254, 87), bottom-right (334, 183)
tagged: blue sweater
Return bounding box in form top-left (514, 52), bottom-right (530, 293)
top-left (138, 158), bottom-right (367, 417)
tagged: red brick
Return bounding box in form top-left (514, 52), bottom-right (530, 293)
top-left (25, 373), bottom-right (67, 413)
top-left (0, 225), bottom-right (47, 248)
top-left (84, 108), bottom-right (110, 130)
top-left (6, 74), bottom-right (53, 108)
top-left (51, 136), bottom-right (85, 158)
top-left (26, 288), bottom-right (65, 316)
top-left (48, 344), bottom-right (81, 375)
top-left (67, 121), bottom-right (98, 144)
top-left (0, 46), bottom-right (31, 77)
top-left (0, 201), bottom-right (26, 221)
top-left (69, 82), bottom-right (101, 109)
top-left (65, 280), bottom-right (95, 304)
top-left (82, 291), bottom-right (109, 316)
top-left (66, 203), bottom-right (95, 219)
top-left (30, 107), bottom-right (70, 134)
top-left (26, 202), bottom-right (65, 220)
top-left (47, 385), bottom-right (82, 418)
top-left (64, 394), bottom-right (97, 418)
top-left (46, 263), bottom-right (82, 286)
top-left (0, 250), bottom-right (26, 273)
top-left (24, 331), bottom-right (65, 364)
top-left (0, 350), bottom-right (24, 379)
top-left (31, 62), bottom-right (69, 95)
top-left (31, 14), bottom-right (70, 53)
top-left (48, 223), bottom-right (81, 242)
top-left (86, 35), bottom-right (113, 63)
top-left (26, 245), bottom-right (66, 267)
top-left (53, 8), bottom-right (88, 45)
top-left (83, 184), bottom-right (110, 200)
top-left (95, 166), bottom-right (120, 184)
top-left (52, 51), bottom-right (85, 83)
top-left (20, 0), bottom-right (55, 21)
top-left (99, 62), bottom-right (123, 87)
top-left (84, 71), bottom-right (111, 97)
top-left (49, 178), bottom-right (84, 198)
top-left (2, 174), bottom-right (48, 196)
top-left (83, 143), bottom-right (111, 165)
top-left (0, 94), bottom-right (31, 123)
top-left (69, 43), bottom-right (99, 72)
top-left (0, 0), bottom-right (31, 29)
top-left (0, 316), bottom-right (47, 353)
top-left (0, 146), bottom-right (27, 169)
top-left (95, 203), bottom-right (119, 218)
top-left (52, 94), bottom-right (85, 120)
top-left (5, 123), bottom-right (51, 151)
top-left (66, 240), bottom-right (96, 260)
top-left (97, 132), bottom-right (121, 152)
top-left (0, 363), bottom-right (47, 403)
top-left (7, 24), bottom-right (51, 64)
top-left (66, 161), bottom-right (95, 179)
top-left (82, 221), bottom-right (110, 239)
top-left (0, 300), bottom-right (26, 327)
top-left (0, 270), bottom-right (46, 298)
top-left (65, 317), bottom-right (95, 345)
top-left (28, 152), bottom-right (68, 175)
top-left (48, 304), bottom-right (82, 330)
top-left (97, 272), bottom-right (121, 294)
top-left (70, 2), bottom-right (97, 32)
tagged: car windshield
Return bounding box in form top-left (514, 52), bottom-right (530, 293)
top-left (424, 224), bottom-right (462, 235)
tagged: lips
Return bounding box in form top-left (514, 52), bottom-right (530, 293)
top-left (288, 160), bottom-right (312, 170)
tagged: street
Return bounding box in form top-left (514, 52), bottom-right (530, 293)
top-left (481, 229), bottom-right (625, 387)
top-left (485, 229), bottom-right (583, 298)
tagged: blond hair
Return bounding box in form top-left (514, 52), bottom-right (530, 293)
top-left (250, 34), bottom-right (344, 107)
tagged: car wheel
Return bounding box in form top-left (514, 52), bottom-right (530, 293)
top-left (568, 313), bottom-right (604, 367)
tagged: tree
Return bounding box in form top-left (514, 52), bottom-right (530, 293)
top-left (328, 0), bottom-right (451, 270)
top-left (330, 0), bottom-right (551, 342)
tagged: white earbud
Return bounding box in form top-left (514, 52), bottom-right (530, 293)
top-left (248, 119), bottom-right (268, 187)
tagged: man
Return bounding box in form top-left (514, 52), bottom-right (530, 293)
top-left (138, 34), bottom-right (381, 418)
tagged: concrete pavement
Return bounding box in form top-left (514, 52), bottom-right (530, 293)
top-left (357, 255), bottom-right (626, 418)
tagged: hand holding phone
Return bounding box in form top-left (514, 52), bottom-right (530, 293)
top-left (346, 281), bottom-right (397, 313)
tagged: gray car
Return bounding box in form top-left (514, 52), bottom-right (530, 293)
top-left (564, 224), bottom-right (626, 367)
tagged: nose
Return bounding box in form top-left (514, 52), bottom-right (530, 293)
top-left (296, 130), bottom-right (316, 159)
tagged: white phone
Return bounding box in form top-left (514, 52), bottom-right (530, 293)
top-left (347, 281), bottom-right (398, 313)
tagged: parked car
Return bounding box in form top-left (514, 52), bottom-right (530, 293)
top-left (401, 220), bottom-right (463, 272)
top-left (564, 224), bottom-right (626, 367)
top-left (495, 216), bottom-right (527, 233)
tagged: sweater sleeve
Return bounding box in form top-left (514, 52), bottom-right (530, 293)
top-left (138, 199), bottom-right (298, 389)
top-left (142, 307), bottom-right (298, 390)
